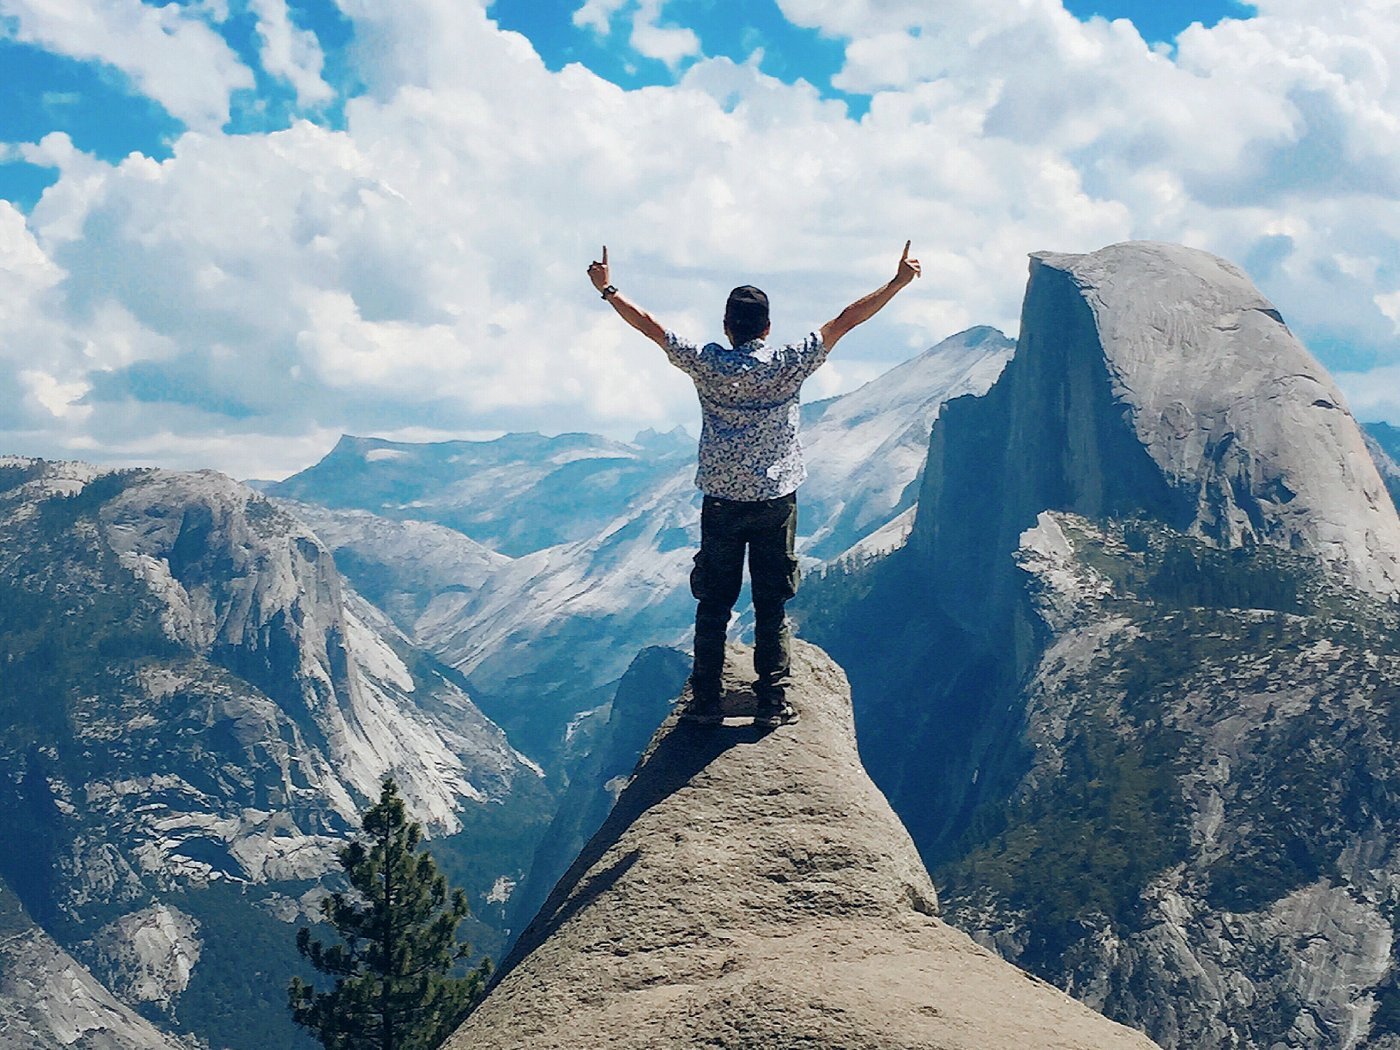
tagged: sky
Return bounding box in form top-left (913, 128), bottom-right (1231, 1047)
top-left (1, 0), bottom-right (1398, 480)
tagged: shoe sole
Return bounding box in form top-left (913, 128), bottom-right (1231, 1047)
top-left (752, 710), bottom-right (799, 728)
top-left (681, 711), bottom-right (726, 725)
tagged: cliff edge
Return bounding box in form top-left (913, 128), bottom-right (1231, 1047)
top-left (445, 641), bottom-right (1158, 1049)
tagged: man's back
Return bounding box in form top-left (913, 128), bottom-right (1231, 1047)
top-left (663, 331), bottom-right (830, 502)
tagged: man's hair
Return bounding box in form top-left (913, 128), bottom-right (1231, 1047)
top-left (724, 285), bottom-right (769, 346)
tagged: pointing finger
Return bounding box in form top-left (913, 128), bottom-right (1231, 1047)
top-left (602, 245), bottom-right (608, 266)
top-left (901, 239), bottom-right (910, 261)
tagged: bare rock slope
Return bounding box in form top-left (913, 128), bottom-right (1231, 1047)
top-left (446, 642), bottom-right (1158, 1050)
top-left (0, 457), bottom-right (548, 1049)
top-left (0, 881), bottom-right (189, 1050)
top-left (916, 242), bottom-right (1400, 650)
top-left (1036, 243), bottom-right (1400, 593)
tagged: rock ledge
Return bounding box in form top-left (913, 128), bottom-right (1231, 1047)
top-left (446, 642), bottom-right (1158, 1050)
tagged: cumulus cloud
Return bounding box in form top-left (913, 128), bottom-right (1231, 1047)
top-left (573, 0), bottom-right (627, 35)
top-left (628, 0), bottom-right (700, 68)
top-left (570, 0), bottom-right (699, 68)
top-left (250, 0), bottom-right (334, 107)
top-left (3, 0), bottom-right (1400, 479)
top-left (1377, 290), bottom-right (1400, 335)
top-left (0, 0), bottom-right (253, 130)
top-left (778, 0), bottom-right (1400, 369)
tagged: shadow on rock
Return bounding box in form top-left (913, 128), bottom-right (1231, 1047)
top-left (493, 715), bottom-right (765, 983)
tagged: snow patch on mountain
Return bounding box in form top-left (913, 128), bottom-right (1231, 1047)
top-left (365, 448), bottom-right (409, 462)
top-left (834, 505), bottom-right (916, 564)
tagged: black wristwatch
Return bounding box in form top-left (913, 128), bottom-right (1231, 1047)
top-left (600, 285), bottom-right (618, 300)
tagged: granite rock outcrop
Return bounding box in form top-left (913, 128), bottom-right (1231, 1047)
top-left (0, 457), bottom-right (548, 1049)
top-left (446, 642), bottom-right (1159, 1050)
top-left (799, 242), bottom-right (1400, 1048)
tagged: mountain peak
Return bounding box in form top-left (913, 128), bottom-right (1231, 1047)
top-left (914, 240), bottom-right (1400, 644)
top-left (447, 642), bottom-right (1158, 1050)
top-left (1030, 241), bottom-right (1400, 594)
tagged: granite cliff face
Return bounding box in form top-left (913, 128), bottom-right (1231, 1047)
top-left (0, 878), bottom-right (190, 1050)
top-left (957, 511), bottom-right (1400, 1048)
top-left (446, 642), bottom-right (1158, 1050)
top-left (0, 457), bottom-right (548, 1049)
top-left (799, 242), bottom-right (1400, 1048)
top-left (914, 242), bottom-right (1400, 645)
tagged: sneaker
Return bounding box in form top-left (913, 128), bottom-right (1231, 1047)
top-left (681, 696), bottom-right (726, 725)
top-left (752, 697), bottom-right (798, 727)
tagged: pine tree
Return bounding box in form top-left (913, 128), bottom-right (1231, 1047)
top-left (288, 778), bottom-right (491, 1050)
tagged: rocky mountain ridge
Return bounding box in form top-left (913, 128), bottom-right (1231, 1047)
top-left (0, 878), bottom-right (191, 1050)
top-left (951, 509), bottom-right (1400, 1047)
top-left (271, 327), bottom-right (1014, 758)
top-left (12, 241), bottom-right (1400, 1046)
top-left (0, 457), bottom-right (549, 1049)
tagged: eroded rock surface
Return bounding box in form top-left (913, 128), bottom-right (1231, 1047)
top-left (0, 883), bottom-right (190, 1050)
top-left (447, 642), bottom-right (1158, 1050)
top-left (0, 457), bottom-right (548, 1049)
top-left (1037, 243), bottom-right (1400, 594)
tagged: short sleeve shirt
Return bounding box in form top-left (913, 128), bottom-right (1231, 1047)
top-left (663, 330), bottom-right (830, 501)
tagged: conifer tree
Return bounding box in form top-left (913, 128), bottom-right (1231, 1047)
top-left (288, 778), bottom-right (491, 1050)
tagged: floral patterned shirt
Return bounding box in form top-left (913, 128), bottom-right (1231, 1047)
top-left (663, 330), bottom-right (830, 501)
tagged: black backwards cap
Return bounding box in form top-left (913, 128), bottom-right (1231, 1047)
top-left (724, 285), bottom-right (770, 344)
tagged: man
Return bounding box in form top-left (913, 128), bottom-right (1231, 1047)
top-left (586, 242), bottom-right (921, 727)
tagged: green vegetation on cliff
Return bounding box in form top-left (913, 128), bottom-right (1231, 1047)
top-left (290, 779), bottom-right (489, 1050)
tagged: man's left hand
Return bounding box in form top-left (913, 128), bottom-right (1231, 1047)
top-left (895, 240), bottom-right (921, 287)
top-left (587, 246), bottom-right (611, 293)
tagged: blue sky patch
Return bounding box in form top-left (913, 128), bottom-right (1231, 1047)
top-left (0, 39), bottom-right (183, 159)
top-left (0, 0), bottom-right (358, 209)
top-left (489, 0), bottom-right (862, 109)
top-left (1062, 0), bottom-right (1255, 42)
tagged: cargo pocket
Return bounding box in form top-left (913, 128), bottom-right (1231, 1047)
top-left (691, 540), bottom-right (745, 607)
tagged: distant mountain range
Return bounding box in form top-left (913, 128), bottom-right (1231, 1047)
top-left (0, 325), bottom-right (1015, 1049)
top-left (265, 325), bottom-right (1015, 758)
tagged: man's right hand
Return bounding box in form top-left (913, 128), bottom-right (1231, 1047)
top-left (587, 245), bottom-right (668, 348)
top-left (820, 240), bottom-right (922, 351)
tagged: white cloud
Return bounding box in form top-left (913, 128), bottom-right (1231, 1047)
top-left (629, 0), bottom-right (700, 69)
top-left (573, 0), bottom-right (627, 35)
top-left (0, 199), bottom-right (61, 303)
top-left (569, 0), bottom-right (699, 68)
top-left (0, 0), bottom-right (254, 130)
top-left (20, 369), bottom-right (91, 420)
top-left (4, 0), bottom-right (1400, 479)
top-left (1376, 290), bottom-right (1400, 335)
top-left (250, 0), bottom-right (334, 107)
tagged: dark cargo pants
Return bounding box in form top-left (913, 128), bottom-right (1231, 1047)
top-left (689, 492), bottom-right (800, 700)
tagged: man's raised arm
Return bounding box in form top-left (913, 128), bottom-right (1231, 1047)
top-left (587, 245), bottom-right (667, 349)
top-left (819, 241), bottom-right (922, 351)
